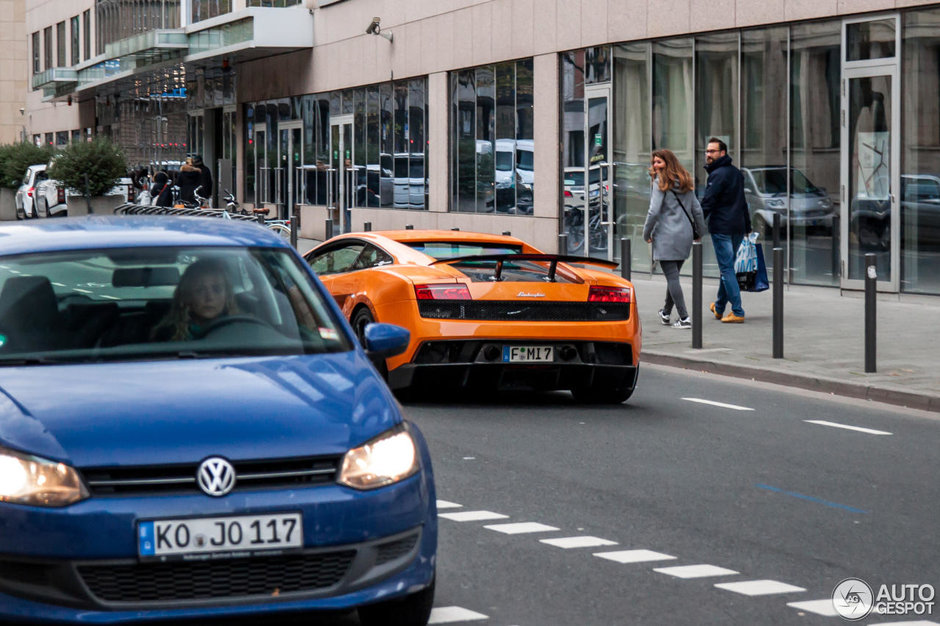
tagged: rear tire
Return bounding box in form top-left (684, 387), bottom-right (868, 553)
top-left (571, 367), bottom-right (638, 404)
top-left (358, 578), bottom-right (434, 626)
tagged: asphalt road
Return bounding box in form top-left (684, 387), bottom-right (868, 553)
top-left (180, 364), bottom-right (938, 626)
top-left (408, 364), bottom-right (939, 626)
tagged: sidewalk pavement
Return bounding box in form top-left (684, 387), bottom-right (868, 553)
top-left (632, 274), bottom-right (940, 413)
top-left (297, 238), bottom-right (939, 413)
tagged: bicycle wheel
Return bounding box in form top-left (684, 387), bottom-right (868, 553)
top-left (269, 223), bottom-right (291, 239)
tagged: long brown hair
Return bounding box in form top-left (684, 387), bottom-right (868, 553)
top-left (152, 258), bottom-right (239, 341)
top-left (649, 149), bottom-right (694, 193)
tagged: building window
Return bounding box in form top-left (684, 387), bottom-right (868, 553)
top-left (83, 10), bottom-right (91, 60)
top-left (192, 0), bottom-right (233, 24)
top-left (70, 16), bottom-right (80, 66)
top-left (44, 27), bottom-right (53, 70)
top-left (32, 32), bottom-right (40, 75)
top-left (246, 0), bottom-right (301, 6)
top-left (451, 59), bottom-right (534, 214)
top-left (56, 21), bottom-right (66, 67)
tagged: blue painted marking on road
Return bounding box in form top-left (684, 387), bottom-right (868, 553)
top-left (756, 484), bottom-right (868, 514)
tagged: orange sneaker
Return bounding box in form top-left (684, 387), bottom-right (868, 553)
top-left (721, 312), bottom-right (745, 323)
top-left (709, 302), bottom-right (723, 320)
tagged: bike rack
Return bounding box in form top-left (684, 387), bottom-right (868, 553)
top-left (113, 203), bottom-right (258, 222)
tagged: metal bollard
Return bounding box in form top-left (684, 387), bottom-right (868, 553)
top-left (831, 214), bottom-right (841, 279)
top-left (558, 233), bottom-right (568, 255)
top-left (692, 240), bottom-right (702, 349)
top-left (773, 247), bottom-right (784, 358)
top-left (290, 215), bottom-right (298, 249)
top-left (364, 221), bottom-right (372, 232)
top-left (451, 227), bottom-right (460, 231)
top-left (257, 213), bottom-right (265, 224)
top-left (502, 231), bottom-right (511, 236)
top-left (405, 224), bottom-right (414, 230)
top-left (620, 238), bottom-right (631, 281)
top-left (865, 252), bottom-right (877, 373)
top-left (772, 213), bottom-right (781, 250)
top-left (325, 218), bottom-right (333, 240)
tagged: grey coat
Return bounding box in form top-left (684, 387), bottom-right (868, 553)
top-left (642, 176), bottom-right (708, 261)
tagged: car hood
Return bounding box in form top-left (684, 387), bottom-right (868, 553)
top-left (0, 353), bottom-right (399, 467)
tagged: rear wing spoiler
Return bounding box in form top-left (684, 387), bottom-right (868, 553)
top-left (430, 253), bottom-right (618, 282)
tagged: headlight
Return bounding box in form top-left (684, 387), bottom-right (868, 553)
top-left (338, 426), bottom-right (420, 490)
top-left (0, 447), bottom-right (89, 507)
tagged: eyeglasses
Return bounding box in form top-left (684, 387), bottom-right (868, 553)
top-left (705, 149), bottom-right (721, 154)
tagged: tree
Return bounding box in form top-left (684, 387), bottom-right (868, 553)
top-left (0, 142), bottom-right (54, 190)
top-left (47, 138), bottom-right (127, 197)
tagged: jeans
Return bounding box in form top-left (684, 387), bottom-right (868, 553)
top-left (659, 260), bottom-right (688, 320)
top-left (711, 232), bottom-right (745, 317)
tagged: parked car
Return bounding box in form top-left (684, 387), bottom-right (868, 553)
top-left (0, 216), bottom-right (436, 625)
top-left (34, 174), bottom-right (137, 217)
top-left (741, 166), bottom-right (836, 237)
top-left (563, 164), bottom-right (609, 212)
top-left (13, 163), bottom-right (48, 219)
top-left (304, 229), bottom-right (641, 403)
top-left (494, 139), bottom-right (534, 214)
top-left (851, 173), bottom-right (940, 250)
top-left (392, 153), bottom-right (427, 209)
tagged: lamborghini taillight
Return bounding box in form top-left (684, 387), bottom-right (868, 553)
top-left (588, 286), bottom-right (631, 303)
top-left (414, 283), bottom-right (471, 300)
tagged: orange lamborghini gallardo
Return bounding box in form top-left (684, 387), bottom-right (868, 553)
top-left (303, 230), bottom-right (641, 403)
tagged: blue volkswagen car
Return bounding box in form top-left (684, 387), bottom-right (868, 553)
top-left (0, 217), bottom-right (436, 624)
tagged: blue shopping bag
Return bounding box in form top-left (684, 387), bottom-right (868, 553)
top-left (750, 242), bottom-right (769, 292)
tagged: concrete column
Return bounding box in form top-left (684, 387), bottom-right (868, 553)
top-left (428, 71), bottom-right (449, 213)
top-left (533, 53), bottom-right (560, 252)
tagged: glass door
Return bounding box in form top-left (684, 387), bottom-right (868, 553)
top-left (278, 122), bottom-right (302, 222)
top-left (254, 125), bottom-right (268, 206)
top-left (329, 115), bottom-right (354, 234)
top-left (841, 15), bottom-right (900, 290)
top-left (566, 85), bottom-right (612, 258)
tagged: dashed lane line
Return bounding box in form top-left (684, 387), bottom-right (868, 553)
top-left (593, 549), bottom-right (676, 564)
top-left (653, 564), bottom-right (739, 579)
top-left (484, 522), bottom-right (559, 534)
top-left (428, 606), bottom-right (489, 624)
top-left (804, 419), bottom-right (893, 435)
top-left (541, 536), bottom-right (618, 549)
top-left (715, 580), bottom-right (806, 596)
top-left (787, 599), bottom-right (840, 616)
top-left (681, 397), bottom-right (754, 411)
top-left (436, 500), bottom-right (463, 509)
top-left (439, 510), bottom-right (509, 522)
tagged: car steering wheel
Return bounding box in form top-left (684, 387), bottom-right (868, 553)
top-left (201, 314), bottom-right (274, 335)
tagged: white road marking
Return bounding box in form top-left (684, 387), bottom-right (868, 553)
top-left (463, 456), bottom-right (476, 460)
top-left (787, 599), bottom-right (840, 616)
top-left (438, 510), bottom-right (509, 522)
top-left (428, 606), bottom-right (489, 623)
top-left (715, 580), bottom-right (806, 596)
top-left (867, 621), bottom-right (940, 625)
top-left (805, 420), bottom-right (892, 435)
top-left (653, 564), bottom-right (739, 579)
top-left (682, 397), bottom-right (754, 411)
top-left (541, 536), bottom-right (618, 549)
top-left (484, 522), bottom-right (559, 534)
top-left (436, 500), bottom-right (462, 509)
top-left (593, 549), bottom-right (676, 564)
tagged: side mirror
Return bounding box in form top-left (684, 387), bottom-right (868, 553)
top-left (363, 323), bottom-right (410, 359)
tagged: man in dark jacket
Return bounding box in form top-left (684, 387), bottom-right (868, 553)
top-left (701, 138), bottom-right (751, 323)
top-left (191, 154), bottom-right (213, 203)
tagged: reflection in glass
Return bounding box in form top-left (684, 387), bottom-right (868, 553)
top-left (901, 8), bottom-right (940, 294)
top-left (455, 71), bottom-right (476, 213)
top-left (653, 39), bottom-right (694, 172)
top-left (695, 33), bottom-right (737, 192)
top-left (847, 18), bottom-right (896, 62)
top-left (410, 79), bottom-right (427, 209)
top-left (790, 21), bottom-right (841, 286)
top-left (476, 67), bottom-right (495, 212)
top-left (380, 84), bottom-right (394, 208)
top-left (562, 51), bottom-right (586, 254)
top-left (613, 42), bottom-right (651, 269)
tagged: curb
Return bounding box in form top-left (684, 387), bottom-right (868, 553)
top-left (643, 352), bottom-right (940, 414)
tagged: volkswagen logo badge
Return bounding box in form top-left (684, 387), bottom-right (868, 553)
top-left (197, 457), bottom-right (236, 497)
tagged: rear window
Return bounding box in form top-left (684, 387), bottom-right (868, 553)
top-left (407, 241), bottom-right (523, 260)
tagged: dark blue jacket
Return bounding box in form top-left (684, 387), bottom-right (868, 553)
top-left (701, 155), bottom-right (751, 235)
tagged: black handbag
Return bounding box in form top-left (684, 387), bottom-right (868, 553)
top-left (671, 189), bottom-right (701, 239)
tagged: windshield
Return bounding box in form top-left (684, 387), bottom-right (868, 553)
top-left (407, 241), bottom-right (524, 260)
top-left (751, 168), bottom-right (819, 195)
top-left (0, 246), bottom-right (351, 365)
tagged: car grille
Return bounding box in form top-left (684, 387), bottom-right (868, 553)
top-left (77, 550), bottom-right (356, 604)
top-left (81, 455), bottom-right (341, 496)
top-left (418, 300), bottom-right (629, 321)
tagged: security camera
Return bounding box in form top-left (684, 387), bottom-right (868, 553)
top-left (19, 107), bottom-right (24, 115)
top-left (365, 17), bottom-right (380, 35)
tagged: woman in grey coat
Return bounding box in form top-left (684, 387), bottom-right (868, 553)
top-left (642, 149), bottom-right (707, 329)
